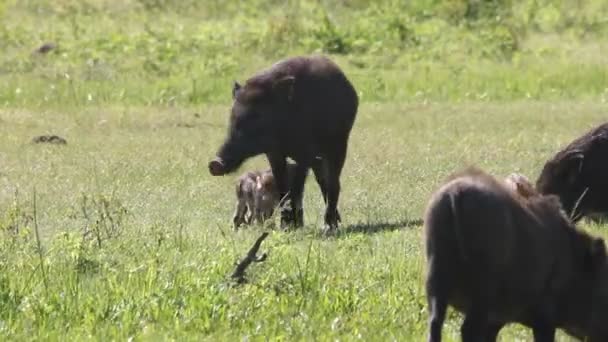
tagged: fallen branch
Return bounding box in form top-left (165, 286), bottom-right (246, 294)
top-left (231, 232), bottom-right (269, 284)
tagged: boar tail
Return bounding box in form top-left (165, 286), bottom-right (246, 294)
top-left (448, 191), bottom-right (468, 261)
top-left (236, 181), bottom-right (244, 198)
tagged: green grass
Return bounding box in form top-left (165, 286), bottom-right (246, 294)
top-left (1, 103), bottom-right (607, 341)
top-left (2, 0), bottom-right (608, 340)
top-left (1, 0), bottom-right (608, 108)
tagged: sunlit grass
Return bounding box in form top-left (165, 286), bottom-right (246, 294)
top-left (1, 102), bottom-right (606, 340)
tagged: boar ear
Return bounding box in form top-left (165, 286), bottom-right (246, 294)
top-left (273, 76), bottom-right (295, 102)
top-left (565, 152), bottom-right (584, 183)
top-left (232, 81), bottom-right (241, 99)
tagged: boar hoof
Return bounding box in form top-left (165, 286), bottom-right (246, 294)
top-left (208, 158), bottom-right (226, 176)
top-left (324, 210), bottom-right (340, 230)
top-left (280, 208), bottom-right (304, 229)
top-left (321, 224), bottom-right (338, 237)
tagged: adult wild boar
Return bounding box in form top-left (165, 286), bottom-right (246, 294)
top-left (209, 55), bottom-right (359, 232)
top-left (536, 122), bottom-right (608, 222)
top-left (424, 167), bottom-right (608, 342)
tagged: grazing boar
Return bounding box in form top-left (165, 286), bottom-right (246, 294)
top-left (208, 55), bottom-right (358, 232)
top-left (424, 167), bottom-right (608, 342)
top-left (232, 163), bottom-right (297, 229)
top-left (536, 122), bottom-right (608, 222)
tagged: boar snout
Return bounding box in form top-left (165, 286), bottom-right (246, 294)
top-left (208, 158), bottom-right (226, 176)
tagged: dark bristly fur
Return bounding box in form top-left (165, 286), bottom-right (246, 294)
top-left (536, 122), bottom-right (608, 222)
top-left (424, 167), bottom-right (608, 342)
top-left (209, 55), bottom-right (358, 232)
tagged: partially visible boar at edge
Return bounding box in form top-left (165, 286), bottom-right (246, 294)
top-left (208, 54), bottom-right (358, 232)
top-left (536, 122), bottom-right (608, 222)
top-left (424, 167), bottom-right (608, 342)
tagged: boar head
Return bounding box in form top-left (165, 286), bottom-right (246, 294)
top-left (536, 151), bottom-right (586, 219)
top-left (209, 77), bottom-right (296, 176)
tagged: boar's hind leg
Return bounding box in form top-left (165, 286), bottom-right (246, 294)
top-left (426, 259), bottom-right (448, 342)
top-left (427, 295), bottom-right (447, 342)
top-left (530, 316), bottom-right (556, 342)
top-left (461, 282), bottom-right (503, 342)
top-left (461, 308), bottom-right (489, 342)
top-left (323, 143), bottom-right (347, 231)
top-left (460, 282), bottom-right (493, 342)
top-left (485, 323), bottom-right (503, 342)
top-left (311, 158), bottom-right (341, 223)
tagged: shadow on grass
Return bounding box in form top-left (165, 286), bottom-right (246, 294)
top-left (341, 218), bottom-right (423, 235)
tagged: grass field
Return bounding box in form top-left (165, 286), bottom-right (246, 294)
top-left (1, 0), bottom-right (608, 341)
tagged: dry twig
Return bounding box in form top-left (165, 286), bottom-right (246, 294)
top-left (231, 232), bottom-right (269, 284)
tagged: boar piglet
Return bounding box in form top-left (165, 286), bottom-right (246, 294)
top-left (424, 167), bottom-right (608, 342)
top-left (209, 55), bottom-right (358, 232)
top-left (232, 171), bottom-right (260, 229)
top-left (232, 163), bottom-right (297, 229)
top-left (536, 121), bottom-right (608, 222)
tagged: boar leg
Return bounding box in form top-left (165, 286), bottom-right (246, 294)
top-left (233, 199), bottom-right (248, 230)
top-left (461, 309), bottom-right (488, 342)
top-left (427, 295), bottom-right (447, 342)
top-left (267, 154), bottom-right (293, 228)
top-left (531, 325), bottom-right (555, 342)
top-left (323, 143), bottom-right (347, 231)
top-left (289, 163), bottom-right (310, 228)
top-left (311, 158), bottom-right (341, 222)
top-left (426, 261), bottom-right (448, 342)
top-left (461, 286), bottom-right (493, 342)
top-left (245, 195), bottom-right (256, 225)
top-left (485, 323), bottom-right (503, 342)
top-left (253, 207), bottom-right (263, 225)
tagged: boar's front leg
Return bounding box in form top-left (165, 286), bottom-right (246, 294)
top-left (311, 157), bottom-right (341, 223)
top-left (267, 153), bottom-right (293, 228)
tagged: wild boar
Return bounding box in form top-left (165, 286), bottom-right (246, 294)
top-left (208, 55), bottom-right (358, 232)
top-left (424, 167), bottom-right (608, 342)
top-left (536, 122), bottom-right (608, 222)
